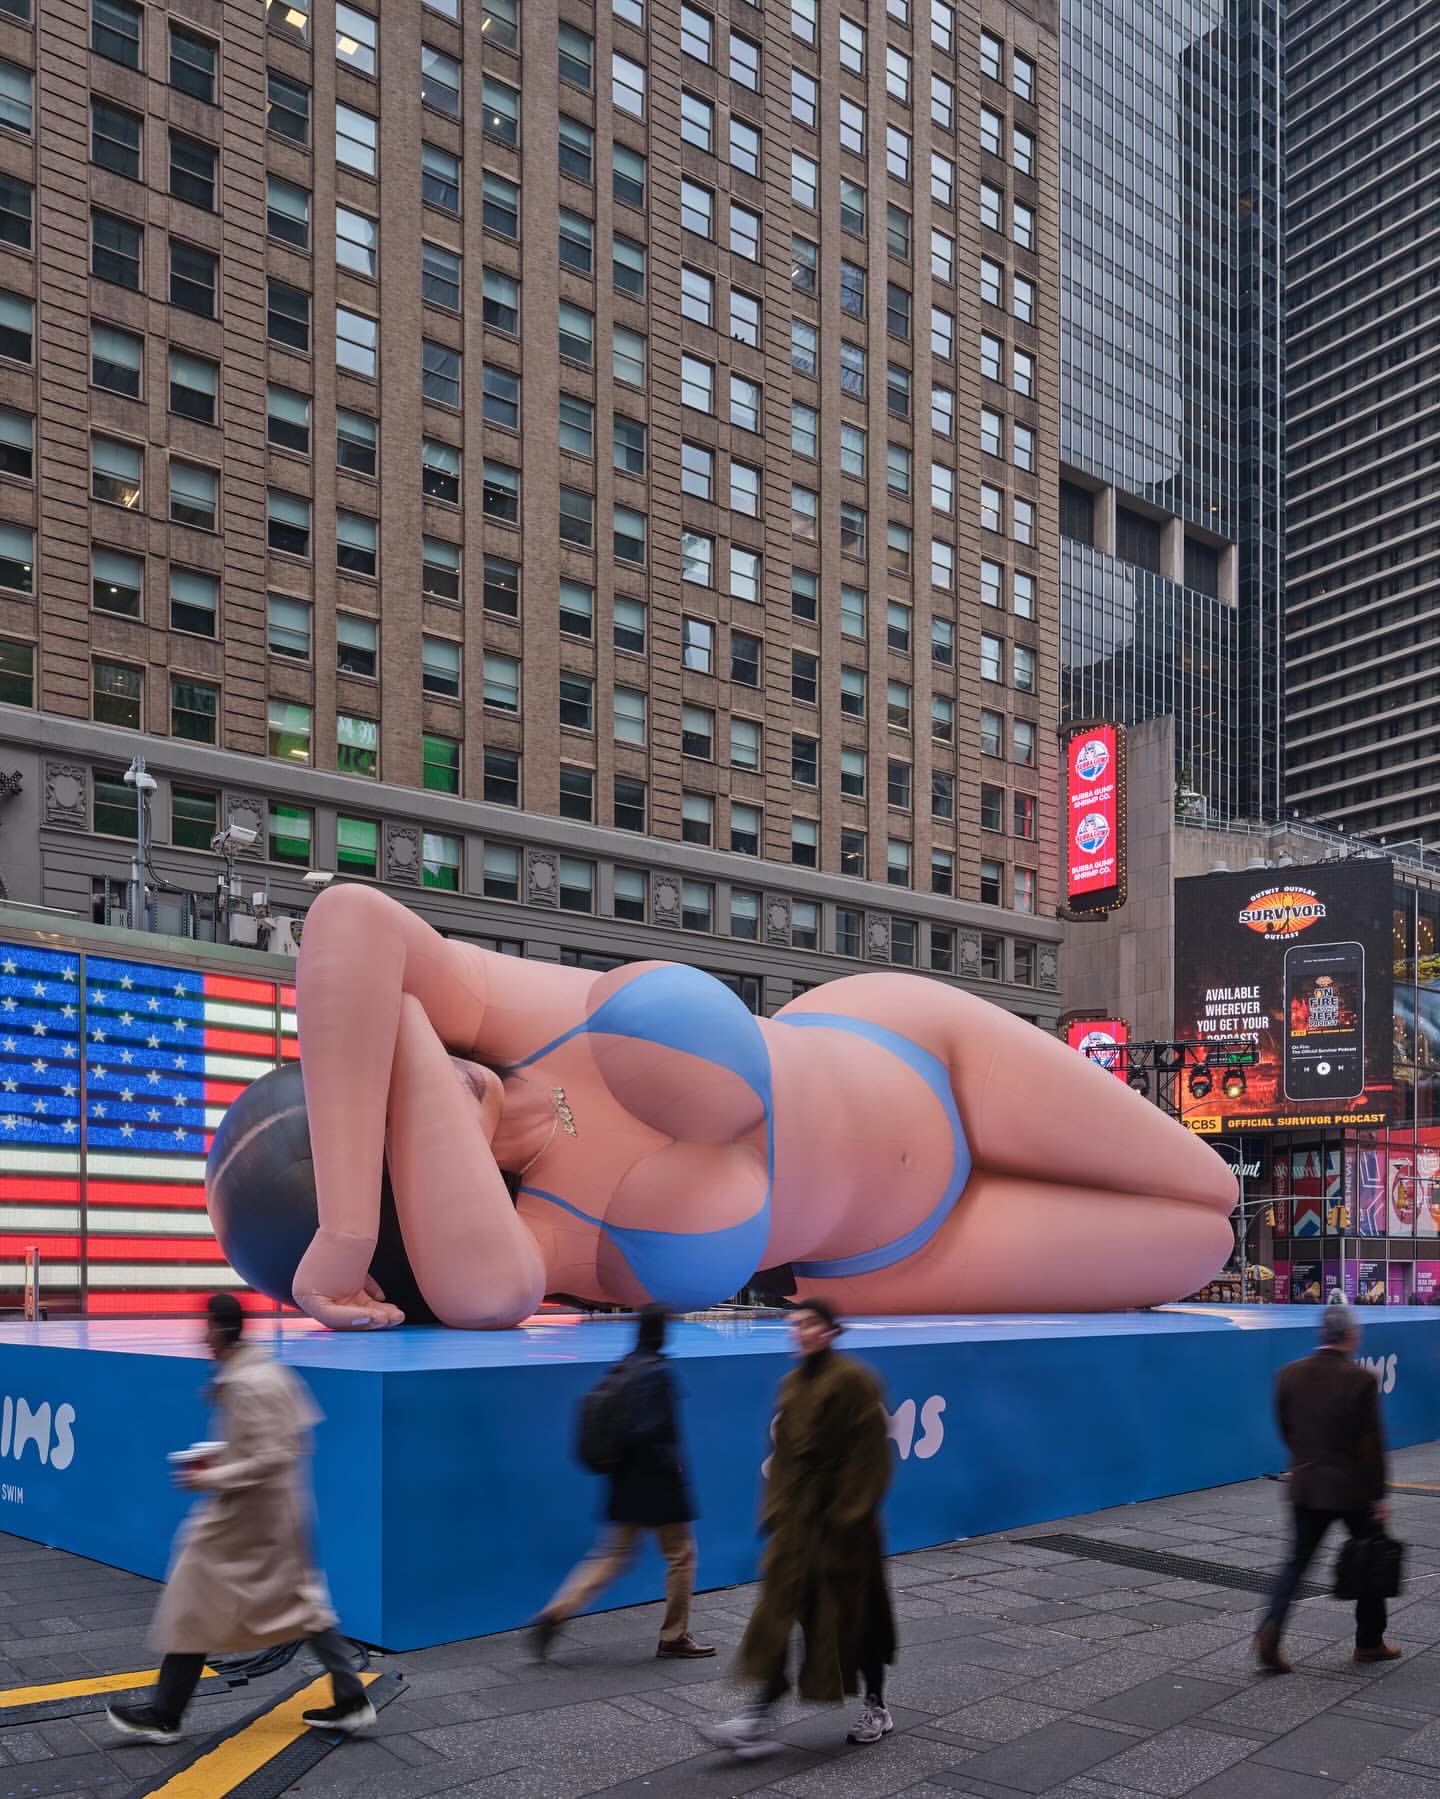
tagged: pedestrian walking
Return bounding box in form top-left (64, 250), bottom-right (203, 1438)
top-left (705, 1299), bottom-right (896, 1759)
top-left (108, 1294), bottom-right (373, 1744)
top-left (531, 1305), bottom-right (714, 1662)
top-left (1256, 1299), bottom-right (1399, 1673)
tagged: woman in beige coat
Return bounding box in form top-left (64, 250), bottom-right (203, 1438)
top-left (108, 1295), bottom-right (374, 1744)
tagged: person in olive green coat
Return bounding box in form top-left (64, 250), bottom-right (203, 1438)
top-left (703, 1300), bottom-right (896, 1758)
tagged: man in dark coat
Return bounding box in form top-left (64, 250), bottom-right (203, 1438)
top-left (1257, 1299), bottom-right (1398, 1672)
top-left (705, 1299), bottom-right (896, 1758)
top-left (531, 1306), bottom-right (714, 1661)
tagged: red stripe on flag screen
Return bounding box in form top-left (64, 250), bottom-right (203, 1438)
top-left (0, 941), bottom-right (294, 1314)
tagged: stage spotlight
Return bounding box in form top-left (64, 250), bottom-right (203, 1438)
top-left (1188, 1066), bottom-right (1213, 1100)
top-left (1127, 1070), bottom-right (1150, 1096)
top-left (1222, 1067), bottom-right (1247, 1101)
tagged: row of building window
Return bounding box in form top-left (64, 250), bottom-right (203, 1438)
top-left (87, 805), bottom-right (1043, 979)
top-left (0, 577), bottom-right (1038, 804)
top-left (2, 123), bottom-right (1019, 382)
top-left (0, 397), bottom-right (1034, 607)
top-left (0, 622), bottom-right (1040, 912)
top-left (0, 519), bottom-right (1039, 738)
top-left (0, 29), bottom-right (1046, 577)
top-left (0, 193), bottom-right (218, 318)
top-left (0, 517), bottom-right (1043, 729)
top-left (0, 0), bottom-right (1038, 269)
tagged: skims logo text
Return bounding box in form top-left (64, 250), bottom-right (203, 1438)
top-left (0, 1396), bottom-right (76, 1468)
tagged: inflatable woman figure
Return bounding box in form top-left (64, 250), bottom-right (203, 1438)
top-left (242, 887), bottom-right (1234, 1329)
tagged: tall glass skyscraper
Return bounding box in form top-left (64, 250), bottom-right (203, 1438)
top-left (1285, 3), bottom-right (1440, 843)
top-left (1059, 0), bottom-right (1284, 824)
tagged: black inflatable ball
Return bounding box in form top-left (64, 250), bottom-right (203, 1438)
top-left (205, 1062), bottom-right (437, 1323)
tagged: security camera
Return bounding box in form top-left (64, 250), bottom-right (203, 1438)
top-left (123, 766), bottom-right (158, 793)
top-left (302, 870), bottom-right (335, 890)
top-left (210, 823), bottom-right (258, 857)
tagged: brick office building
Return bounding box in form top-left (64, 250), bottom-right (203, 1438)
top-left (0, 0), bottom-right (1062, 1021)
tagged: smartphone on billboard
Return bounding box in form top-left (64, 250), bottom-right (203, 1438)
top-left (1283, 941), bottom-right (1365, 1103)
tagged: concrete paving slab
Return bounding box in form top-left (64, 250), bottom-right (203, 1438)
top-left (8, 1446), bottom-right (1440, 1797)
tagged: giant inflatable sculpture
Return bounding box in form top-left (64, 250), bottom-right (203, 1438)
top-left (207, 886), bottom-right (1235, 1329)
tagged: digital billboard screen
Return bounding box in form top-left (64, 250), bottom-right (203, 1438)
top-left (1065, 1019), bottom-right (1128, 1079)
top-left (1174, 858), bottom-right (1393, 1134)
top-left (1064, 723), bottom-right (1126, 914)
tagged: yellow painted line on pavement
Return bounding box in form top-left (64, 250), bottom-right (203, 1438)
top-left (0, 1666), bottom-right (216, 1710)
top-left (1388, 1480), bottom-right (1440, 1494)
top-left (140, 1670), bottom-right (379, 1798)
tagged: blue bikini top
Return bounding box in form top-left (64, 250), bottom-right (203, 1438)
top-left (505, 963), bottom-right (972, 1311)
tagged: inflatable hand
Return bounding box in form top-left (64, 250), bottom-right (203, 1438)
top-left (292, 1231), bottom-right (404, 1330)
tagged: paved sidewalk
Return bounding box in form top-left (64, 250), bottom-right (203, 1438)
top-left (7, 1448), bottom-right (1440, 1797)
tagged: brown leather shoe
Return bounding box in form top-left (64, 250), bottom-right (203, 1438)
top-left (1354, 1642), bottom-right (1402, 1664)
top-left (656, 1633), bottom-right (716, 1659)
top-left (529, 1615), bottom-right (560, 1664)
top-left (1255, 1622), bottom-right (1292, 1674)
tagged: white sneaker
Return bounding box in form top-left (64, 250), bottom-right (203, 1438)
top-left (300, 1696), bottom-right (377, 1734)
top-left (699, 1712), bottom-right (777, 1761)
top-left (847, 1700), bottom-right (894, 1745)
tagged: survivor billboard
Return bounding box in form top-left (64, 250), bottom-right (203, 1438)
top-left (1175, 859), bottom-right (1393, 1134)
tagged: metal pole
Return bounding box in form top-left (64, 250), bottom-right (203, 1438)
top-left (124, 753), bottom-right (152, 932)
top-left (127, 756), bottom-right (144, 931)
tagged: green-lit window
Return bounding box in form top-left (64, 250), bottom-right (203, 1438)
top-left (267, 698), bottom-right (312, 763)
top-left (337, 815), bottom-right (378, 877)
top-left (423, 733), bottom-right (460, 794)
top-left (422, 831), bottom-right (461, 891)
top-left (269, 802), bottom-right (313, 864)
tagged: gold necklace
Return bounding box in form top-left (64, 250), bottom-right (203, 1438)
top-left (515, 1085), bottom-right (577, 1179)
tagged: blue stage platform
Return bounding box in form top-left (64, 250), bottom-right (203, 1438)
top-left (1, 1306), bottom-right (1438, 1649)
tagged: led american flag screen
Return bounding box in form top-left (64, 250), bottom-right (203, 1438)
top-left (0, 938), bottom-right (297, 1314)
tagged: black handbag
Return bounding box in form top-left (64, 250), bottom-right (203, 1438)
top-left (1334, 1531), bottom-right (1404, 1602)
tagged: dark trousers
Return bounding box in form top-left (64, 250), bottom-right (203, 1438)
top-left (153, 1629), bottom-right (364, 1726)
top-left (1264, 1505), bottom-right (1386, 1649)
top-left (757, 1604), bottom-right (891, 1709)
top-left (858, 1624), bottom-right (888, 1706)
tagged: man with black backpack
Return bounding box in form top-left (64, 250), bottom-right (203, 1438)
top-left (530, 1306), bottom-right (715, 1662)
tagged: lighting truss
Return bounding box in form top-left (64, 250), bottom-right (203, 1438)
top-left (1082, 1038), bottom-right (1258, 1122)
